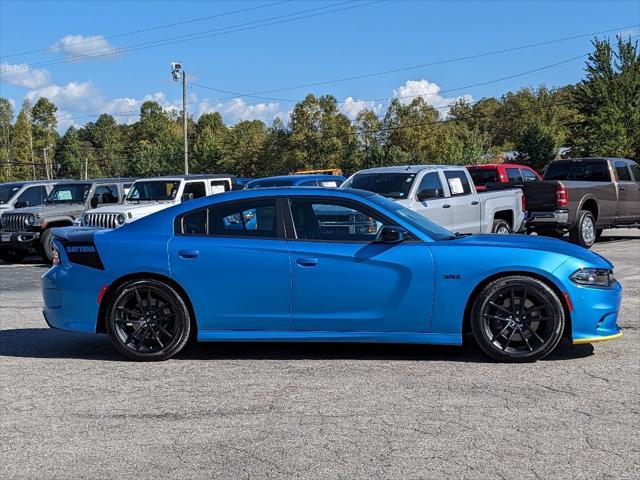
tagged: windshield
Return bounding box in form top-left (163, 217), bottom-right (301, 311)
top-left (0, 184), bottom-right (24, 204)
top-left (367, 194), bottom-right (453, 241)
top-left (247, 179), bottom-right (295, 189)
top-left (46, 183), bottom-right (91, 204)
top-left (126, 180), bottom-right (180, 201)
top-left (467, 168), bottom-right (498, 186)
top-left (343, 173), bottom-right (417, 199)
top-left (544, 160), bottom-right (611, 182)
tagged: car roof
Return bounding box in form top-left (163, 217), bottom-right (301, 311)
top-left (248, 174), bottom-right (345, 184)
top-left (467, 163), bottom-right (536, 169)
top-left (134, 174), bottom-right (235, 181)
top-left (352, 165), bottom-right (463, 175)
top-left (0, 179), bottom-right (64, 187)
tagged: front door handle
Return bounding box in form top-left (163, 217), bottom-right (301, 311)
top-left (178, 249), bottom-right (199, 259)
top-left (442, 204), bottom-right (451, 209)
top-left (296, 257), bottom-right (318, 267)
top-left (471, 200), bottom-right (479, 205)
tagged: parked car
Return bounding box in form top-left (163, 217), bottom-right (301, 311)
top-left (246, 174), bottom-right (346, 189)
top-left (520, 158), bottom-right (640, 248)
top-left (342, 165), bottom-right (525, 234)
top-left (0, 180), bottom-right (60, 213)
top-left (43, 187), bottom-right (621, 362)
top-left (0, 178), bottom-right (134, 263)
top-left (467, 163), bottom-right (541, 191)
top-left (81, 174), bottom-right (234, 229)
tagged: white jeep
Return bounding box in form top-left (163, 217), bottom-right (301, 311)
top-left (81, 174), bottom-right (234, 229)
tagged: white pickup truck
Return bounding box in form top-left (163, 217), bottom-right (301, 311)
top-left (81, 174), bottom-right (234, 229)
top-left (342, 165), bottom-right (525, 234)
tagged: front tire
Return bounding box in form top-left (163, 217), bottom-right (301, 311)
top-left (40, 228), bottom-right (55, 262)
top-left (471, 276), bottom-right (565, 362)
top-left (492, 218), bottom-right (511, 234)
top-left (569, 210), bottom-right (596, 248)
top-left (105, 279), bottom-right (192, 361)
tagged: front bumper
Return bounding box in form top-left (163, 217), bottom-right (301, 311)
top-left (526, 210), bottom-right (569, 226)
top-left (566, 280), bottom-right (622, 345)
top-left (0, 230), bottom-right (40, 250)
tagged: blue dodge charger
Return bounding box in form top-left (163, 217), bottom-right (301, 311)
top-left (42, 188), bottom-right (622, 362)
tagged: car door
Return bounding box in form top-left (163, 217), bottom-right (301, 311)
top-left (168, 198), bottom-right (291, 331)
top-left (15, 185), bottom-right (47, 208)
top-left (443, 170), bottom-right (480, 234)
top-left (286, 196), bottom-right (434, 333)
top-left (614, 160), bottom-right (640, 223)
top-left (411, 171), bottom-right (454, 230)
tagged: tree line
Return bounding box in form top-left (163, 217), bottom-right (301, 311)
top-left (1, 37), bottom-right (638, 183)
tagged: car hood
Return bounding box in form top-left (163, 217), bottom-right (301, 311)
top-left (3, 204), bottom-right (83, 216)
top-left (447, 234), bottom-right (612, 268)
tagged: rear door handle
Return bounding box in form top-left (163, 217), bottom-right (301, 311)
top-left (296, 257), bottom-right (318, 267)
top-left (178, 249), bottom-right (199, 259)
top-left (471, 201), bottom-right (479, 205)
top-left (442, 204), bottom-right (451, 209)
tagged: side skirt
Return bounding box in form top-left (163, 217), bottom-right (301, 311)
top-left (197, 330), bottom-right (462, 345)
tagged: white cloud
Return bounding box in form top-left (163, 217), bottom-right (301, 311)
top-left (196, 97), bottom-right (284, 124)
top-left (26, 81), bottom-right (102, 112)
top-left (0, 62), bottom-right (50, 89)
top-left (50, 34), bottom-right (115, 59)
top-left (393, 79), bottom-right (473, 115)
top-left (340, 97), bottom-right (383, 119)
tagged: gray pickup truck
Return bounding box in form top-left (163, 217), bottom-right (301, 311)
top-left (522, 157), bottom-right (640, 248)
top-left (0, 178), bottom-right (134, 262)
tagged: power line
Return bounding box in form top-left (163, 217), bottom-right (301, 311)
top-left (0, 1), bottom-right (382, 73)
top-left (0, 1), bottom-right (293, 60)
top-left (189, 24), bottom-right (638, 102)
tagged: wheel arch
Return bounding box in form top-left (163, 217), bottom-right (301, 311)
top-left (578, 197), bottom-right (599, 221)
top-left (461, 270), bottom-right (572, 340)
top-left (493, 210), bottom-right (514, 229)
top-left (96, 272), bottom-right (197, 334)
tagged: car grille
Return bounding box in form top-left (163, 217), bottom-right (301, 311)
top-left (1, 213), bottom-right (28, 231)
top-left (84, 213), bottom-right (120, 229)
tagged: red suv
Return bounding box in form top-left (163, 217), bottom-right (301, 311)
top-left (466, 163), bottom-right (541, 191)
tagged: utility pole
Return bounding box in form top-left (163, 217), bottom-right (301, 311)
top-left (43, 146), bottom-right (51, 180)
top-left (84, 157), bottom-right (88, 180)
top-left (171, 62), bottom-right (188, 175)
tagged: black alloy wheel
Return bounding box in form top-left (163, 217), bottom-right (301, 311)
top-left (106, 279), bottom-right (192, 361)
top-left (471, 276), bottom-right (565, 362)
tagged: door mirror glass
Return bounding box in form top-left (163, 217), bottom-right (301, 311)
top-left (417, 188), bottom-right (441, 202)
top-left (375, 225), bottom-right (408, 243)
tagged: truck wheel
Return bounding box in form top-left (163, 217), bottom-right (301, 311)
top-left (492, 219), bottom-right (511, 234)
top-left (40, 229), bottom-right (55, 263)
top-left (0, 247), bottom-right (28, 263)
top-left (569, 210), bottom-right (596, 248)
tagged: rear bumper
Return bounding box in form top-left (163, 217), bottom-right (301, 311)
top-left (526, 210), bottom-right (569, 227)
top-left (0, 231), bottom-right (40, 250)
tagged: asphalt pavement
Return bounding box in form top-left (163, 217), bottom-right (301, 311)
top-left (1, 230), bottom-right (639, 479)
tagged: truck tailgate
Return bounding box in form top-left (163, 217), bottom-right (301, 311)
top-left (486, 181), bottom-right (558, 211)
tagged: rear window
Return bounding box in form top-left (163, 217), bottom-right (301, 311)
top-left (467, 168), bottom-right (498, 186)
top-left (544, 160), bottom-right (611, 182)
top-left (344, 173), bottom-right (417, 199)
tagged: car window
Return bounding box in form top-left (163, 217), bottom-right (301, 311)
top-left (182, 210), bottom-right (207, 235)
top-left (468, 168), bottom-right (498, 186)
top-left (344, 173), bottom-right (417, 199)
top-left (183, 181), bottom-right (206, 200)
top-left (443, 171), bottom-right (472, 196)
top-left (521, 169), bottom-right (538, 181)
top-left (93, 185), bottom-right (119, 204)
top-left (299, 181), bottom-right (317, 186)
top-left (614, 161), bottom-right (632, 181)
top-left (290, 199), bottom-right (385, 242)
top-left (416, 172), bottom-right (445, 199)
top-left (16, 185), bottom-right (46, 207)
top-left (629, 162), bottom-right (640, 181)
top-left (127, 181), bottom-right (180, 201)
top-left (210, 180), bottom-right (230, 194)
top-left (506, 168), bottom-right (523, 182)
top-left (208, 199), bottom-right (277, 238)
top-left (544, 160), bottom-right (611, 182)
top-left (319, 180), bottom-right (340, 187)
top-left (47, 183), bottom-right (91, 203)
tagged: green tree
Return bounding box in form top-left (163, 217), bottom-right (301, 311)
top-left (55, 126), bottom-right (84, 178)
top-left (82, 114), bottom-right (126, 176)
top-left (31, 97), bottom-right (58, 177)
top-left (192, 112), bottom-right (228, 173)
top-left (0, 98), bottom-right (14, 180)
top-left (221, 120), bottom-right (268, 177)
top-left (569, 36), bottom-right (640, 160)
top-left (515, 123), bottom-right (557, 172)
top-left (10, 100), bottom-right (36, 180)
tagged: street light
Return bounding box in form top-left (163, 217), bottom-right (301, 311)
top-left (171, 61), bottom-right (188, 175)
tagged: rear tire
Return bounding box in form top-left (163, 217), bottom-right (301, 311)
top-left (492, 218), bottom-right (511, 234)
top-left (40, 229), bottom-right (55, 263)
top-left (0, 247), bottom-right (28, 263)
top-left (105, 279), bottom-right (192, 361)
top-left (569, 210), bottom-right (596, 248)
top-left (471, 276), bottom-right (565, 362)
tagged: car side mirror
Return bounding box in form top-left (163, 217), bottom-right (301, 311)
top-left (417, 189), bottom-right (441, 202)
top-left (181, 193), bottom-right (194, 202)
top-left (375, 225), bottom-right (408, 244)
top-left (14, 201), bottom-right (28, 208)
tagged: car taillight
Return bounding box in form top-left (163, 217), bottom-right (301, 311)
top-left (521, 195), bottom-right (527, 212)
top-left (556, 185), bottom-right (569, 208)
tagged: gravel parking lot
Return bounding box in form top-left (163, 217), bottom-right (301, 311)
top-left (1, 230), bottom-right (639, 479)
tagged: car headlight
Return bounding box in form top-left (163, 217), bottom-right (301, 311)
top-left (25, 214), bottom-right (36, 226)
top-left (82, 214), bottom-right (89, 226)
top-left (570, 268), bottom-right (615, 287)
top-left (116, 214), bottom-right (126, 225)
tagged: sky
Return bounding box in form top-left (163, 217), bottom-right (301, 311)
top-left (1, 0), bottom-right (638, 132)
